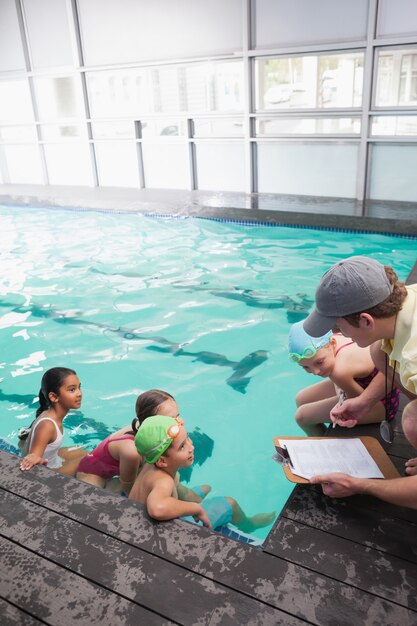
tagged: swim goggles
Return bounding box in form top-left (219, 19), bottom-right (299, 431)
top-left (289, 346), bottom-right (319, 363)
top-left (166, 416), bottom-right (184, 440)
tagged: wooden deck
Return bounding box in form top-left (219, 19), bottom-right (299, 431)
top-left (1, 416), bottom-right (417, 626)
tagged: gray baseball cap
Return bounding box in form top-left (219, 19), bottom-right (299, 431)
top-left (303, 256), bottom-right (393, 337)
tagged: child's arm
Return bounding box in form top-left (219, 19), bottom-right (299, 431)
top-left (118, 447), bottom-right (141, 496)
top-left (331, 367), bottom-right (386, 426)
top-left (147, 474), bottom-right (212, 528)
top-left (20, 422), bottom-right (54, 471)
top-left (331, 373), bottom-right (368, 399)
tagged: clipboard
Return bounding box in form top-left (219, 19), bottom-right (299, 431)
top-left (273, 436), bottom-right (400, 484)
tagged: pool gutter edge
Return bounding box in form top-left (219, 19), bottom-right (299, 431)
top-left (1, 189), bottom-right (417, 236)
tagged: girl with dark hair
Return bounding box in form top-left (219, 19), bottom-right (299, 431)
top-left (134, 388), bottom-right (174, 429)
top-left (76, 389), bottom-right (172, 494)
top-left (76, 389), bottom-right (210, 499)
top-left (20, 367), bottom-right (87, 474)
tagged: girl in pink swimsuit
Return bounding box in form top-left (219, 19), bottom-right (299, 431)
top-left (288, 321), bottom-right (400, 436)
top-left (76, 389), bottom-right (211, 501)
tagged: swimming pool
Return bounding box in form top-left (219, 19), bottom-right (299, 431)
top-left (1, 205), bottom-right (416, 540)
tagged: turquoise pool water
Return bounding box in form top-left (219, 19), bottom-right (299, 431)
top-left (0, 205), bottom-right (416, 540)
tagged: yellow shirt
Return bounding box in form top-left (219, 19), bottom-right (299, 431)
top-left (381, 284), bottom-right (417, 395)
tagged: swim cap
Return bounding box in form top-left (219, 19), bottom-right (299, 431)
top-left (135, 414), bottom-right (182, 464)
top-left (288, 321), bottom-right (332, 360)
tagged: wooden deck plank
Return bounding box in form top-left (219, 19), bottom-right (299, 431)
top-left (388, 453), bottom-right (408, 476)
top-left (382, 433), bottom-right (415, 460)
top-left (271, 485), bottom-right (417, 561)
top-left (0, 536), bottom-right (172, 626)
top-left (1, 451), bottom-right (415, 626)
top-left (0, 598), bottom-right (45, 626)
top-left (264, 517), bottom-right (417, 611)
top-left (0, 489), bottom-right (287, 626)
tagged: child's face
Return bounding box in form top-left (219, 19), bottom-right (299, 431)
top-left (51, 374), bottom-right (82, 410)
top-left (164, 425), bottom-right (194, 470)
top-left (299, 346), bottom-right (334, 377)
top-left (157, 398), bottom-right (179, 418)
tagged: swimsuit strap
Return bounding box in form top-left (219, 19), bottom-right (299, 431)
top-left (101, 434), bottom-right (136, 463)
top-left (29, 416), bottom-right (61, 447)
top-left (335, 341), bottom-right (354, 356)
top-left (106, 434), bottom-right (135, 445)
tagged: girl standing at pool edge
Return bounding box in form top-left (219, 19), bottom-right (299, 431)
top-left (19, 367), bottom-right (87, 473)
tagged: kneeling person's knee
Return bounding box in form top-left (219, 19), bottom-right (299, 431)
top-left (402, 399), bottom-right (417, 448)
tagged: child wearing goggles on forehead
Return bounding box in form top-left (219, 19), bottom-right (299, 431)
top-left (129, 414), bottom-right (275, 532)
top-left (288, 321), bottom-right (400, 436)
top-left (77, 388), bottom-right (210, 501)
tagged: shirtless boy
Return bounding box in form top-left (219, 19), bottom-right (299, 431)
top-left (130, 414), bottom-right (275, 532)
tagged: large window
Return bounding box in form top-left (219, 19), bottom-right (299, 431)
top-left (377, 0), bottom-right (417, 39)
top-left (86, 69), bottom-right (150, 118)
top-left (0, 0), bottom-right (416, 206)
top-left (257, 142), bottom-right (359, 198)
top-left (142, 142), bottom-right (190, 189)
top-left (195, 142), bottom-right (245, 192)
top-left (77, 0), bottom-right (242, 65)
top-left (0, 0), bottom-right (26, 71)
top-left (375, 48), bottom-right (417, 107)
top-left (255, 52), bottom-right (364, 111)
top-left (23, 0), bottom-right (74, 69)
top-left (371, 115), bottom-right (417, 136)
top-left (95, 142), bottom-right (139, 188)
top-left (255, 0), bottom-right (368, 49)
top-left (33, 76), bottom-right (85, 121)
top-left (255, 117), bottom-right (361, 136)
top-left (43, 144), bottom-right (93, 186)
top-left (86, 61), bottom-right (243, 119)
top-left (1, 145), bottom-right (43, 184)
top-left (369, 144), bottom-right (417, 202)
top-left (0, 81), bottom-right (34, 123)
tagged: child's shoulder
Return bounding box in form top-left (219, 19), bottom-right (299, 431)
top-left (149, 466), bottom-right (176, 491)
top-left (140, 463), bottom-right (169, 482)
top-left (332, 342), bottom-right (373, 380)
top-left (334, 336), bottom-right (357, 351)
top-left (32, 414), bottom-right (59, 431)
top-left (334, 337), bottom-right (369, 361)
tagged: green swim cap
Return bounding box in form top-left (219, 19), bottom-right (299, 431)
top-left (135, 414), bottom-right (182, 464)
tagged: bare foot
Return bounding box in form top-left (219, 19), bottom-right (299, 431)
top-left (200, 484), bottom-right (211, 497)
top-left (405, 457), bottom-right (417, 476)
top-left (239, 511), bottom-right (276, 532)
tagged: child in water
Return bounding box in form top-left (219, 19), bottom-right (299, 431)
top-left (76, 388), bottom-right (210, 500)
top-left (288, 321), bottom-right (400, 436)
top-left (130, 414), bottom-right (276, 532)
top-left (19, 367), bottom-right (87, 473)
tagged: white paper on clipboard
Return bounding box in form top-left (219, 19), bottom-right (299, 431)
top-left (277, 438), bottom-right (384, 480)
